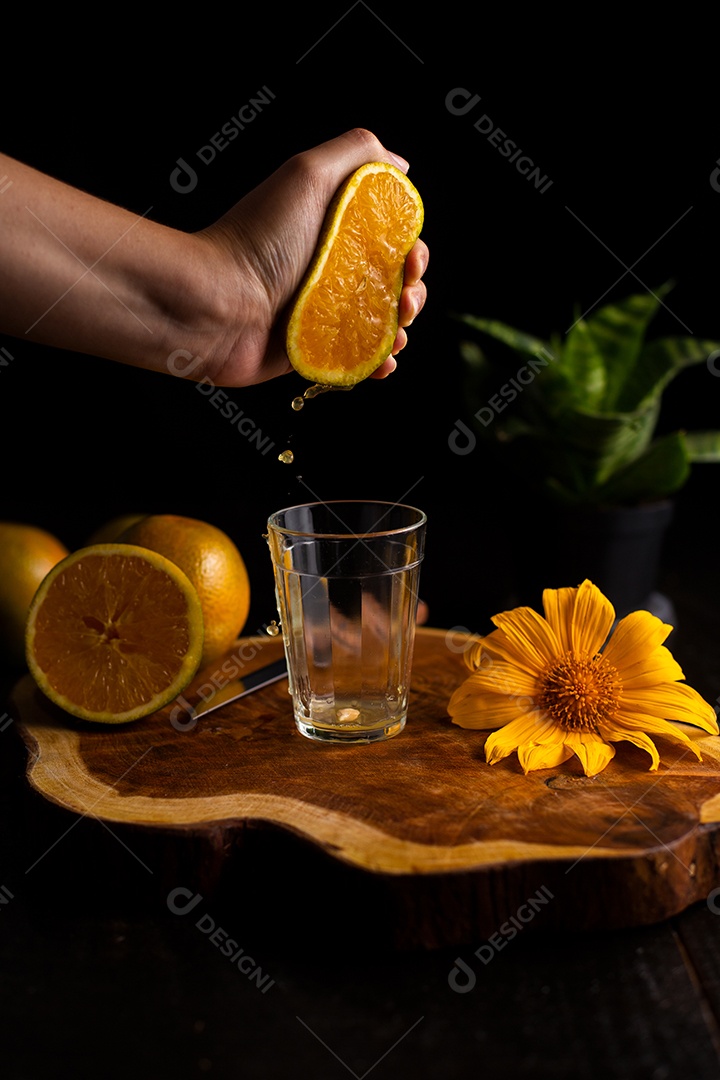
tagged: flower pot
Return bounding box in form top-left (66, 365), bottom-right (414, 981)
top-left (511, 499), bottom-right (676, 623)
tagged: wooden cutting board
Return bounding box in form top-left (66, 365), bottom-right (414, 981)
top-left (11, 628), bottom-right (720, 948)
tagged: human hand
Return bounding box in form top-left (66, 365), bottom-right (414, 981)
top-left (0, 132), bottom-right (427, 388)
top-left (196, 128), bottom-right (429, 386)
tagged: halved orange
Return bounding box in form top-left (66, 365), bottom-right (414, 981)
top-left (285, 161), bottom-right (424, 387)
top-left (25, 544), bottom-right (204, 724)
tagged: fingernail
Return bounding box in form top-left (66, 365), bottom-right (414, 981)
top-left (387, 151), bottom-right (409, 171)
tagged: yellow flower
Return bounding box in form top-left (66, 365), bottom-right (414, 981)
top-left (448, 580), bottom-right (719, 777)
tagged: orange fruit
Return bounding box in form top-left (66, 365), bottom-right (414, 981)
top-left (285, 161), bottom-right (424, 387)
top-left (119, 515), bottom-right (251, 668)
top-left (0, 523), bottom-right (70, 668)
top-left (25, 544), bottom-right (204, 724)
top-left (85, 513), bottom-right (147, 545)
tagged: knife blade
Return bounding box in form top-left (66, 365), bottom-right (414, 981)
top-left (182, 655), bottom-right (288, 722)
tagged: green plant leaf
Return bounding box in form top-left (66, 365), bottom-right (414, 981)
top-left (589, 432), bottom-right (691, 505)
top-left (458, 339), bottom-right (488, 372)
top-left (584, 284), bottom-right (673, 410)
top-left (683, 430), bottom-right (720, 462)
top-left (452, 289), bottom-right (720, 506)
top-left (550, 400), bottom-right (659, 488)
top-left (614, 337), bottom-right (720, 412)
top-left (452, 314), bottom-right (552, 362)
top-left (559, 318), bottom-right (607, 409)
top-left (455, 313), bottom-right (572, 419)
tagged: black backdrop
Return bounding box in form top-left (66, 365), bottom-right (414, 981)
top-left (2, 11), bottom-right (719, 636)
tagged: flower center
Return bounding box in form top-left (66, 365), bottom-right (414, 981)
top-left (537, 651), bottom-right (621, 732)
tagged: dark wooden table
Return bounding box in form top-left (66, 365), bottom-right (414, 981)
top-left (3, 478), bottom-right (720, 1080)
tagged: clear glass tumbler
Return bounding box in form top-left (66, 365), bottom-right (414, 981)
top-left (266, 500), bottom-right (427, 743)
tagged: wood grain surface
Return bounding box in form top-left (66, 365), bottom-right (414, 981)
top-left (11, 628), bottom-right (720, 947)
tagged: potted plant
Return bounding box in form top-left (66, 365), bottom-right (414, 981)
top-left (454, 284), bottom-right (720, 618)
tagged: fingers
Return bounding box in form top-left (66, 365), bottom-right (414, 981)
top-left (397, 281), bottom-right (427, 332)
top-left (294, 129), bottom-right (410, 207)
top-left (404, 237), bottom-right (430, 287)
top-left (330, 128), bottom-right (410, 173)
top-left (371, 236), bottom-right (428, 375)
top-left (369, 355), bottom-right (397, 379)
top-left (398, 238), bottom-right (429, 330)
top-left (394, 237), bottom-right (429, 349)
top-left (295, 132), bottom-right (428, 315)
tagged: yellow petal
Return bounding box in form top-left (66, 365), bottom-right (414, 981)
top-left (620, 682), bottom-right (719, 733)
top-left (602, 609), bottom-right (673, 673)
top-left (478, 631), bottom-right (541, 672)
top-left (518, 740), bottom-right (574, 773)
top-left (446, 669), bottom-right (537, 730)
top-left (462, 638), bottom-right (487, 672)
top-left (616, 645), bottom-right (684, 688)
top-left (599, 721), bottom-right (661, 770)
top-left (449, 689), bottom-right (529, 729)
top-left (604, 712), bottom-right (703, 763)
top-left (484, 711), bottom-right (560, 764)
top-left (488, 607), bottom-right (561, 675)
top-left (471, 659), bottom-right (540, 699)
top-left (570, 580), bottom-right (615, 657)
top-left (562, 730), bottom-right (616, 777)
top-left (541, 585), bottom-right (579, 654)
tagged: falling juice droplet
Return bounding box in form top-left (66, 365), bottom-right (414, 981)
top-left (304, 384), bottom-right (333, 400)
top-left (266, 620), bottom-right (280, 637)
top-left (278, 449), bottom-right (294, 464)
top-left (289, 383), bottom-right (349, 412)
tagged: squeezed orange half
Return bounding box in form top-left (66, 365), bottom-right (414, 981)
top-left (286, 161), bottom-right (424, 387)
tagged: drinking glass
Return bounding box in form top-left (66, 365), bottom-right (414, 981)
top-left (266, 500), bottom-right (427, 743)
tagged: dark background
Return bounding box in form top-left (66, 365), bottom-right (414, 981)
top-left (3, 15), bottom-right (719, 637)
top-left (4, 12), bottom-right (720, 1080)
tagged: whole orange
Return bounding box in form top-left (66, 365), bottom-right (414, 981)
top-left (85, 513), bottom-right (147, 545)
top-left (0, 523), bottom-right (70, 668)
top-left (120, 515), bottom-right (251, 668)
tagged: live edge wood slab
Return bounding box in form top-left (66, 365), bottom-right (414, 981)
top-left (11, 629), bottom-right (720, 949)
